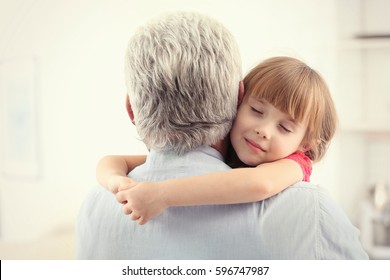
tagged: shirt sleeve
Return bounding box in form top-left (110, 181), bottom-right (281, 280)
top-left (285, 151), bottom-right (312, 182)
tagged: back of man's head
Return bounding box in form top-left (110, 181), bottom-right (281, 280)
top-left (125, 11), bottom-right (242, 154)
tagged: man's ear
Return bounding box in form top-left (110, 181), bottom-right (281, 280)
top-left (237, 80), bottom-right (245, 108)
top-left (125, 94), bottom-right (135, 125)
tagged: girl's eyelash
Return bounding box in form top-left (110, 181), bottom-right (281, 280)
top-left (280, 124), bottom-right (292, 133)
top-left (251, 107), bottom-right (263, 114)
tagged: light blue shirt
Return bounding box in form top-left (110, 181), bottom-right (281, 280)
top-left (76, 146), bottom-right (368, 259)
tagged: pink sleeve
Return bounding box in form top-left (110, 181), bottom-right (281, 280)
top-left (285, 151), bottom-right (312, 182)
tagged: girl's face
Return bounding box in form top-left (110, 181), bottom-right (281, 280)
top-left (230, 96), bottom-right (308, 166)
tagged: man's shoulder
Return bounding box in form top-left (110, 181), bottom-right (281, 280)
top-left (286, 181), bottom-right (321, 191)
top-left (281, 181), bottom-right (331, 200)
top-left (267, 182), bottom-right (348, 226)
top-left (273, 182), bottom-right (361, 241)
top-left (259, 182), bottom-right (368, 259)
top-left (273, 181), bottom-right (324, 199)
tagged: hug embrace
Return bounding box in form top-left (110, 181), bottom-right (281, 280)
top-left (77, 11), bottom-right (368, 260)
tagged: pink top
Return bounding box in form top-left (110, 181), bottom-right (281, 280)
top-left (285, 151), bottom-right (312, 182)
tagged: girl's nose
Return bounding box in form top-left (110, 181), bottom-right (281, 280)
top-left (255, 127), bottom-right (270, 140)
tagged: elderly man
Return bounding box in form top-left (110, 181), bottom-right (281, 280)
top-left (76, 11), bottom-right (368, 259)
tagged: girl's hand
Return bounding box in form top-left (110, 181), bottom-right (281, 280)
top-left (115, 181), bottom-right (169, 225)
top-left (107, 175), bottom-right (137, 194)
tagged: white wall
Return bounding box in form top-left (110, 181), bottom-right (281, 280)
top-left (0, 0), bottom-right (339, 241)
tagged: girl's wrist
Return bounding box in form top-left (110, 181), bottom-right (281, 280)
top-left (159, 181), bottom-right (174, 207)
top-left (107, 174), bottom-right (122, 193)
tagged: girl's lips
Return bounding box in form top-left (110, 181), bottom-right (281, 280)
top-left (245, 138), bottom-right (266, 152)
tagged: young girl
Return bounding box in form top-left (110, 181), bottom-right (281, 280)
top-left (98, 56), bottom-right (338, 225)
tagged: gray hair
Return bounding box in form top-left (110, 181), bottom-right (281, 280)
top-left (124, 12), bottom-right (242, 154)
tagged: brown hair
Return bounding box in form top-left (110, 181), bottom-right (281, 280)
top-left (243, 56), bottom-right (337, 162)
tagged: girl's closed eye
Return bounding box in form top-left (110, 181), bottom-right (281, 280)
top-left (279, 123), bottom-right (293, 133)
top-left (251, 107), bottom-right (263, 115)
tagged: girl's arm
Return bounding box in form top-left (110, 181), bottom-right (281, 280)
top-left (158, 158), bottom-right (301, 205)
top-left (116, 158), bottom-right (302, 224)
top-left (96, 155), bottom-right (146, 193)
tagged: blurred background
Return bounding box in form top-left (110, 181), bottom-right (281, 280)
top-left (0, 0), bottom-right (389, 259)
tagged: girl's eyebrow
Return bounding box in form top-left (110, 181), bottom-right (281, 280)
top-left (283, 111), bottom-right (303, 127)
top-left (286, 114), bottom-right (297, 123)
top-left (288, 118), bottom-right (305, 128)
top-left (249, 97), bottom-right (305, 127)
top-left (248, 97), bottom-right (267, 105)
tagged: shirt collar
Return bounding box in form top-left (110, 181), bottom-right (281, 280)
top-left (147, 145), bottom-right (224, 162)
